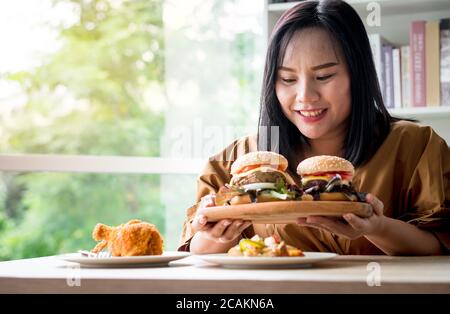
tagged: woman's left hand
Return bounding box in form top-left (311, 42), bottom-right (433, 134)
top-left (296, 193), bottom-right (385, 240)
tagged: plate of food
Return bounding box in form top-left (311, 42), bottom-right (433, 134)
top-left (195, 235), bottom-right (337, 268)
top-left (59, 251), bottom-right (190, 267)
top-left (59, 219), bottom-right (189, 267)
top-left (199, 152), bottom-right (372, 224)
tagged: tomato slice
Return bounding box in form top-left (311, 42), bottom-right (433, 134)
top-left (236, 163), bottom-right (284, 174)
top-left (303, 171), bottom-right (352, 180)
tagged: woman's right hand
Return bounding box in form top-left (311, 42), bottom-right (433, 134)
top-left (190, 194), bottom-right (252, 253)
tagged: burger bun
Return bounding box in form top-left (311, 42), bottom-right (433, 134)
top-left (297, 155), bottom-right (354, 178)
top-left (231, 151), bottom-right (288, 175)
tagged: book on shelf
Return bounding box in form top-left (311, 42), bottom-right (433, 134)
top-left (392, 48), bottom-right (402, 108)
top-left (368, 34), bottom-right (389, 105)
top-left (441, 18), bottom-right (450, 106)
top-left (383, 45), bottom-right (394, 108)
top-left (426, 21), bottom-right (440, 107)
top-left (401, 46), bottom-right (411, 108)
top-left (410, 21), bottom-right (426, 107)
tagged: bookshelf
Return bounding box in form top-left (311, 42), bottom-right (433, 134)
top-left (265, 0), bottom-right (450, 144)
top-left (266, 0), bottom-right (450, 44)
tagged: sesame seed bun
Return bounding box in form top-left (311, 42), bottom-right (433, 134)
top-left (231, 151), bottom-right (288, 175)
top-left (296, 155), bottom-right (354, 177)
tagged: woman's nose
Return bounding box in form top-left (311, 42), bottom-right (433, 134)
top-left (295, 80), bottom-right (319, 104)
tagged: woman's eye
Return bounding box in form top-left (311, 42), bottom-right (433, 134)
top-left (317, 74), bottom-right (334, 81)
top-left (281, 78), bottom-right (296, 83)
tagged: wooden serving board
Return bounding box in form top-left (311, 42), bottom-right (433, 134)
top-left (200, 201), bottom-right (373, 224)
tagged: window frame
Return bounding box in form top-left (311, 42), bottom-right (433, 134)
top-left (0, 154), bottom-right (204, 174)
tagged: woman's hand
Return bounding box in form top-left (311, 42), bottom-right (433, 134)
top-left (190, 194), bottom-right (251, 253)
top-left (296, 193), bottom-right (385, 240)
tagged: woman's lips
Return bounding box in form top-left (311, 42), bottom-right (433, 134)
top-left (295, 108), bottom-right (327, 123)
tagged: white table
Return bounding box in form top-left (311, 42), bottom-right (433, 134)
top-left (0, 255), bottom-right (449, 293)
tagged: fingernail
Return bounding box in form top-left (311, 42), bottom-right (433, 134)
top-left (236, 221), bottom-right (243, 227)
top-left (199, 215), bottom-right (207, 224)
top-left (223, 220), bottom-right (231, 227)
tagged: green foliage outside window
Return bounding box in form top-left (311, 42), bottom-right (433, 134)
top-left (0, 0), bottom-right (166, 260)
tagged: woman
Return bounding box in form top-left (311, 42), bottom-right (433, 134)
top-left (178, 0), bottom-right (449, 255)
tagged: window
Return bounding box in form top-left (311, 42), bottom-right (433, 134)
top-left (0, 0), bottom-right (264, 260)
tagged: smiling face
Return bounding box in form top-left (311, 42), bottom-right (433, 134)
top-left (275, 27), bottom-right (351, 143)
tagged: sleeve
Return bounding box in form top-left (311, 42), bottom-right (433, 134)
top-left (177, 136), bottom-right (254, 251)
top-left (399, 127), bottom-right (450, 253)
top-left (177, 160), bottom-right (230, 251)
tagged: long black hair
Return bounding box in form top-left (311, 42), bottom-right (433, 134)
top-left (258, 0), bottom-right (395, 173)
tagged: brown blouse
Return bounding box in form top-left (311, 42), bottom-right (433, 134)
top-left (178, 121), bottom-right (450, 255)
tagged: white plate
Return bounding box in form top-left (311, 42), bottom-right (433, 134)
top-left (194, 252), bottom-right (337, 268)
top-left (58, 251), bottom-right (190, 267)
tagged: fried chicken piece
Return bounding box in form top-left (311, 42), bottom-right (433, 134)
top-left (91, 219), bottom-right (163, 256)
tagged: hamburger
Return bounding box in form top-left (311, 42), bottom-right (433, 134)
top-left (214, 151), bottom-right (304, 206)
top-left (296, 155), bottom-right (365, 202)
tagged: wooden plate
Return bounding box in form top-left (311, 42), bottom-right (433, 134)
top-left (200, 201), bottom-right (373, 224)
